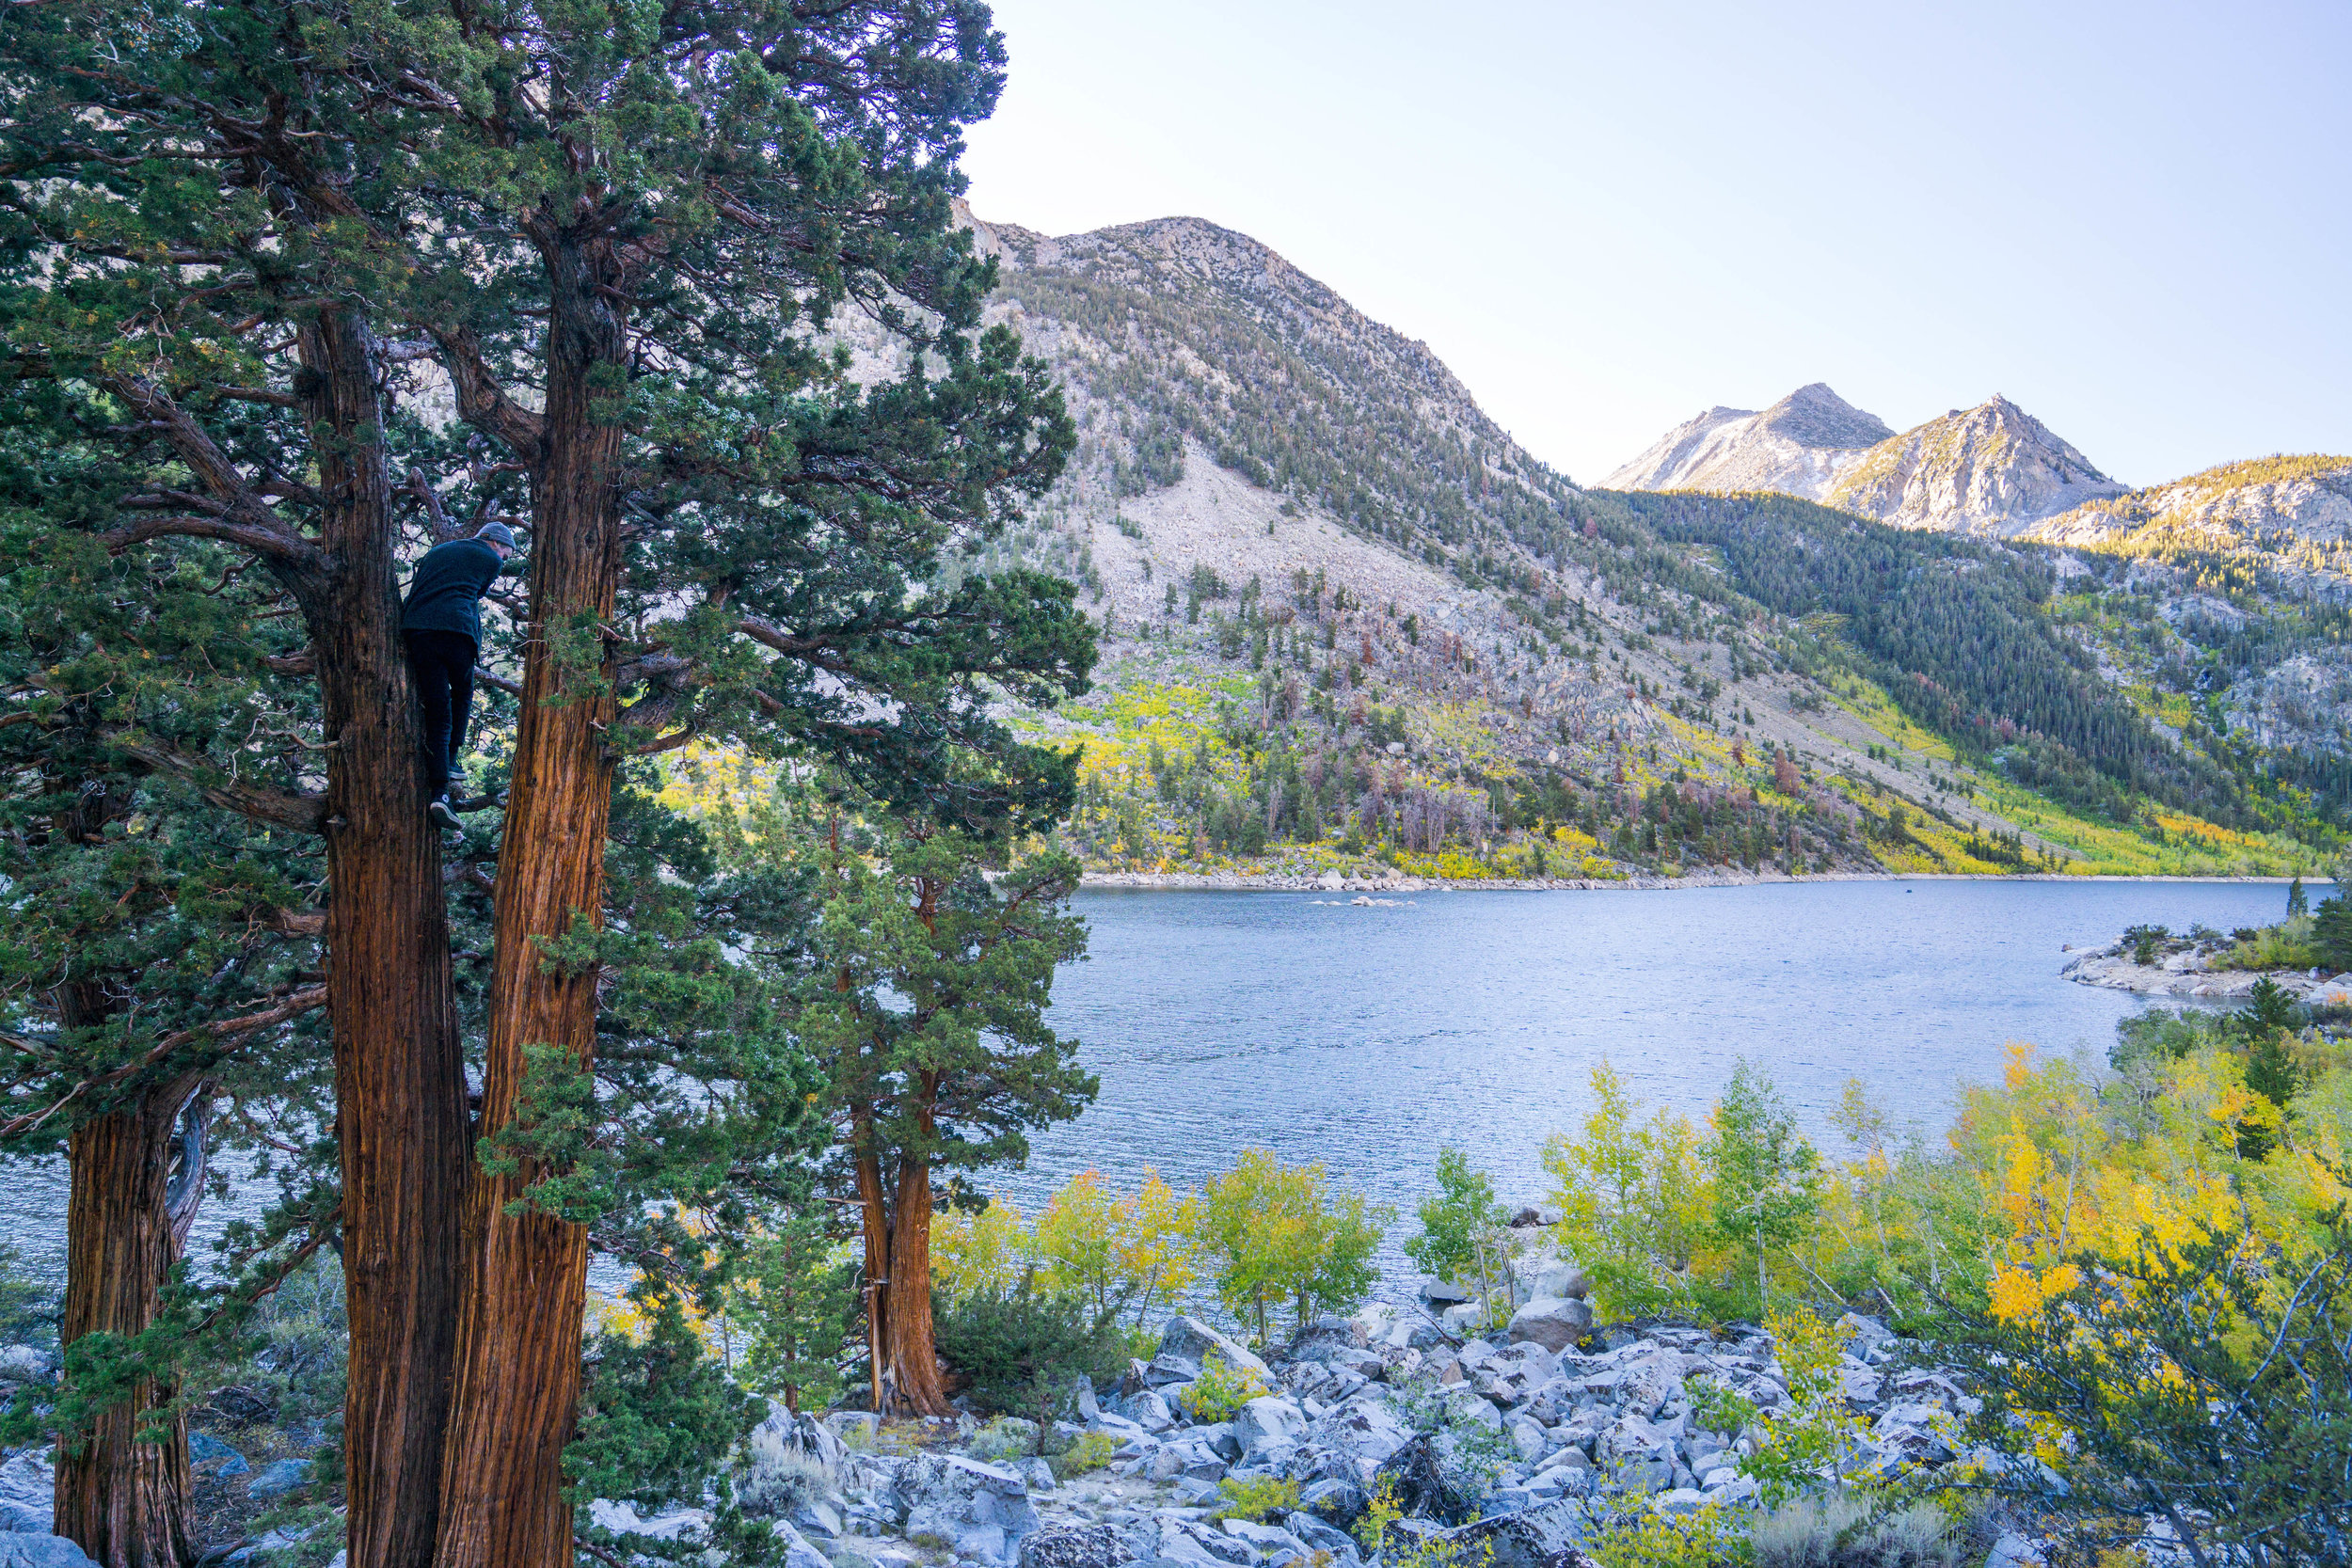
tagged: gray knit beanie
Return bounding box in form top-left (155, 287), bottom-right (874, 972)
top-left (474, 521), bottom-right (517, 549)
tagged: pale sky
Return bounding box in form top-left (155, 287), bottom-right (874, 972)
top-left (961, 0), bottom-right (2352, 490)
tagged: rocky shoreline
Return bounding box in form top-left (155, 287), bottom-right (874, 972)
top-left (2063, 942), bottom-right (2352, 1004)
top-left (0, 1292), bottom-right (2040, 1568)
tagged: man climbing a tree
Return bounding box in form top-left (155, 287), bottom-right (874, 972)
top-left (402, 521), bottom-right (520, 828)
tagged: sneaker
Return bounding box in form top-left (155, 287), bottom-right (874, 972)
top-left (428, 796), bottom-right (462, 830)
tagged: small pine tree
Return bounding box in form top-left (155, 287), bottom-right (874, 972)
top-left (931, 1272), bottom-right (1126, 1449)
top-left (2289, 875), bottom-right (2311, 919)
top-left (736, 1212), bottom-right (858, 1416)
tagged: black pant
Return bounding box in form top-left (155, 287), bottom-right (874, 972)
top-left (403, 629), bottom-right (476, 800)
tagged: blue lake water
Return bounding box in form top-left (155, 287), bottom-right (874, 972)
top-left (996, 879), bottom-right (2297, 1271)
top-left (0, 878), bottom-right (2300, 1289)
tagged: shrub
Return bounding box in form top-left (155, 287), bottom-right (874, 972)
top-left (1195, 1149), bottom-right (1391, 1344)
top-left (932, 1273), bottom-right (1127, 1448)
top-left (1585, 1498), bottom-right (1747, 1568)
top-left (1178, 1352), bottom-right (1270, 1422)
top-left (1740, 1308), bottom-right (1866, 1508)
top-left (1750, 1494), bottom-right (1963, 1568)
top-left (1708, 1062), bottom-right (1822, 1308)
top-left (1211, 1474), bottom-right (1299, 1522)
top-left (2222, 913), bottom-right (2325, 972)
top-left (1050, 1430), bottom-right (1121, 1481)
top-left (1687, 1376), bottom-right (1759, 1440)
top-left (965, 1416), bottom-right (1040, 1463)
top-left (1542, 1063), bottom-right (1711, 1321)
top-left (1936, 1214), bottom-right (2352, 1567)
top-left (1403, 1147), bottom-right (1506, 1285)
top-left (2123, 923), bottom-right (2171, 966)
top-left (739, 1449), bottom-right (830, 1518)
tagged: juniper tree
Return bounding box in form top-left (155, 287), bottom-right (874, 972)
top-left (0, 1), bottom-right (1086, 1561)
top-left (797, 810), bottom-right (1093, 1416)
top-left (0, 522), bottom-right (334, 1567)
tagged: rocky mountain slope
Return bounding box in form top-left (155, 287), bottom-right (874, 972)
top-left (1821, 395), bottom-right (2126, 536)
top-left (806, 208), bottom-right (2334, 879)
top-left (1601, 384), bottom-right (1893, 499)
top-left (2026, 453), bottom-right (2352, 553)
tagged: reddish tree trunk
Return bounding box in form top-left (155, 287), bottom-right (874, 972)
top-left (297, 309), bottom-right (473, 1568)
top-left (882, 1154), bottom-right (949, 1416)
top-left (43, 773), bottom-right (193, 1568)
top-left (55, 1076), bottom-right (198, 1568)
top-left (432, 247), bottom-right (625, 1568)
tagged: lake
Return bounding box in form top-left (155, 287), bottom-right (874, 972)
top-left (0, 878), bottom-right (2299, 1289)
top-left (998, 878), bottom-right (2296, 1273)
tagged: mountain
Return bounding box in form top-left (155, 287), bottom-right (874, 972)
top-left (805, 208), bottom-right (2337, 880)
top-left (1608, 389), bottom-right (2126, 538)
top-left (1821, 395), bottom-right (2128, 536)
top-left (2026, 454), bottom-right (2352, 553)
top-left (1602, 383), bottom-right (1894, 499)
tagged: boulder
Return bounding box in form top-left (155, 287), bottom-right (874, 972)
top-left (1287, 1511), bottom-right (1361, 1562)
top-left (0, 1452), bottom-right (50, 1534)
top-left (1530, 1263), bottom-right (1589, 1302)
top-left (740, 1403), bottom-right (847, 1516)
top-left (1437, 1304), bottom-right (1486, 1336)
top-left (1297, 1477), bottom-right (1367, 1528)
top-left (1836, 1363), bottom-right (1883, 1407)
top-left (1159, 1317), bottom-right (1270, 1383)
top-left (773, 1521), bottom-right (833, 1568)
top-left (246, 1458), bottom-right (312, 1500)
top-left (1835, 1313), bottom-right (1896, 1359)
top-left (1220, 1520), bottom-right (1309, 1562)
top-left (586, 1500), bottom-right (712, 1542)
top-left (1306, 1393), bottom-right (1412, 1465)
top-left (894, 1452), bottom-right (1041, 1567)
top-left (1287, 1361), bottom-right (1367, 1405)
top-left (1020, 1525), bottom-right (1135, 1568)
top-left (0, 1536), bottom-right (98, 1568)
top-left (791, 1499), bottom-right (843, 1538)
top-left (1120, 1389), bottom-right (1176, 1433)
top-left (1419, 1278), bottom-right (1473, 1307)
top-left (1232, 1396), bottom-right (1306, 1449)
top-left (1145, 1354), bottom-right (1202, 1389)
top-left (1142, 1517), bottom-right (1251, 1567)
top-left (1505, 1297), bottom-right (1592, 1354)
top-left (1615, 1351), bottom-right (1688, 1416)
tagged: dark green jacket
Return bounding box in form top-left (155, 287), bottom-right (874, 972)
top-left (400, 537), bottom-right (516, 643)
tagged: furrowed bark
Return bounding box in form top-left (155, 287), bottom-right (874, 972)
top-left (56, 1078), bottom-right (199, 1568)
top-left (882, 1149), bottom-right (948, 1417)
top-left (295, 308), bottom-right (471, 1568)
top-left (50, 773), bottom-right (194, 1568)
top-left (433, 239), bottom-right (625, 1568)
